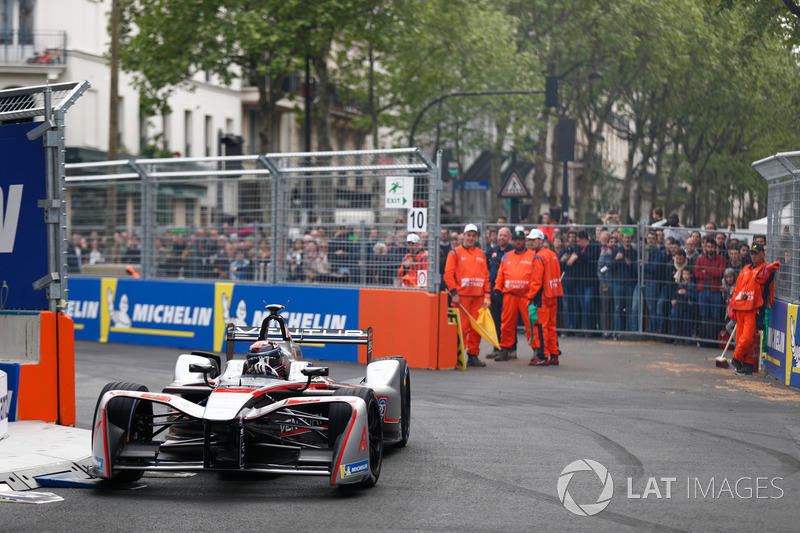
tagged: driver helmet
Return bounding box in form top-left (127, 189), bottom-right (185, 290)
top-left (246, 340), bottom-right (286, 378)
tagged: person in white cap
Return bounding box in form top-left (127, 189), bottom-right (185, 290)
top-left (527, 228), bottom-right (563, 366)
top-left (485, 226), bottom-right (514, 359)
top-left (444, 223), bottom-right (490, 367)
top-left (398, 233), bottom-right (428, 287)
top-left (493, 229), bottom-right (536, 361)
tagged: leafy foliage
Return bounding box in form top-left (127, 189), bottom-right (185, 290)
top-left (116, 0), bottom-right (800, 225)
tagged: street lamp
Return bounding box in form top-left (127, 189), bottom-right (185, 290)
top-left (408, 78), bottom-right (559, 148)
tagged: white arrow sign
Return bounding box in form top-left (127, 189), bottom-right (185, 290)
top-left (385, 176), bottom-right (414, 209)
top-left (0, 184), bottom-right (23, 253)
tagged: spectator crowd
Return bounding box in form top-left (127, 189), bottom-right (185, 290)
top-left (65, 207), bottom-right (771, 345)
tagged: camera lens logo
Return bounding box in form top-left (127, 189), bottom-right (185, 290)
top-left (558, 459), bottom-right (613, 516)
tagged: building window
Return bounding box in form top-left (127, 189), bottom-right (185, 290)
top-left (18, 0), bottom-right (34, 45)
top-left (162, 111), bottom-right (171, 151)
top-left (184, 110), bottom-right (192, 157)
top-left (117, 95), bottom-right (124, 153)
top-left (248, 111), bottom-right (257, 154)
top-left (204, 115), bottom-right (212, 156)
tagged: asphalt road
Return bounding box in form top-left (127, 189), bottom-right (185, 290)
top-left (3, 336), bottom-right (800, 532)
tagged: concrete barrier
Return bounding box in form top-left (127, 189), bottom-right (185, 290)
top-left (0, 312), bottom-right (75, 425)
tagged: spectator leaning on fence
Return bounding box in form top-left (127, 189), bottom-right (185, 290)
top-left (570, 230), bottom-right (601, 331)
top-left (597, 234), bottom-right (617, 336)
top-left (642, 231), bottom-right (662, 334)
top-left (694, 238), bottom-right (727, 344)
top-left (656, 237), bottom-right (680, 337)
top-left (670, 262), bottom-right (697, 341)
top-left (559, 228), bottom-right (579, 331)
top-left (609, 228), bottom-right (639, 334)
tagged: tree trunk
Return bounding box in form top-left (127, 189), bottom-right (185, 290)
top-left (490, 117), bottom-right (510, 218)
top-left (312, 50), bottom-right (333, 153)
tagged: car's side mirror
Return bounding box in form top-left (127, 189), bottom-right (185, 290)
top-left (189, 362), bottom-right (216, 374)
top-left (301, 367), bottom-right (329, 377)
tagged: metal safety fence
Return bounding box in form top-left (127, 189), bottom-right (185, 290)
top-left (65, 149), bottom-right (440, 292)
top-left (65, 149), bottom-right (781, 347)
top-left (440, 221), bottom-right (769, 347)
top-left (752, 152), bottom-right (800, 304)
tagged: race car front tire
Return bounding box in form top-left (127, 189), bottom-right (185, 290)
top-left (93, 381), bottom-right (153, 483)
top-left (331, 387), bottom-right (383, 487)
top-left (383, 356), bottom-right (411, 447)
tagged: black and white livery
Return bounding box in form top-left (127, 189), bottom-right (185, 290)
top-left (89, 304), bottom-right (410, 487)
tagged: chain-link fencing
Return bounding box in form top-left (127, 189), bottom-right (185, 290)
top-left (65, 149), bottom-right (439, 291)
top-left (65, 150), bottom-right (781, 346)
top-left (752, 152), bottom-right (800, 304)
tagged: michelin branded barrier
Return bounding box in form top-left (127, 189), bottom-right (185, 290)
top-left (763, 299), bottom-right (800, 387)
top-left (68, 278), bottom-right (457, 369)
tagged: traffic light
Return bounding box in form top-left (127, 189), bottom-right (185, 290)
top-left (441, 149), bottom-right (458, 182)
top-left (545, 76), bottom-right (559, 108)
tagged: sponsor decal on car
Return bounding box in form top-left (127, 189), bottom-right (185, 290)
top-left (141, 393), bottom-right (172, 402)
top-left (377, 396), bottom-right (387, 420)
top-left (377, 395), bottom-right (399, 423)
top-left (0, 390), bottom-right (12, 423)
top-left (359, 426), bottom-right (368, 452)
top-left (340, 459), bottom-right (369, 478)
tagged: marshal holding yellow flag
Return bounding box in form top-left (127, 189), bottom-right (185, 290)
top-left (447, 308), bottom-right (466, 370)
top-left (449, 303), bottom-right (500, 370)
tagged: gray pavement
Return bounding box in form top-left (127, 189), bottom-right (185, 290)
top-left (1, 335), bottom-right (798, 532)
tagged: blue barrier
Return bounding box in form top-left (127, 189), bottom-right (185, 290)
top-left (0, 122), bottom-right (48, 311)
top-left (68, 278), bottom-right (361, 362)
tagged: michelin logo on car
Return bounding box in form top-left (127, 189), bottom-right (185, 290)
top-left (340, 459), bottom-right (369, 478)
top-left (0, 390), bottom-right (12, 423)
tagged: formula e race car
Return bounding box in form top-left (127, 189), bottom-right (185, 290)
top-left (89, 304), bottom-right (410, 488)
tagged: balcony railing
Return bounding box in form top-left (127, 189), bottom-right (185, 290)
top-left (0, 30), bottom-right (67, 65)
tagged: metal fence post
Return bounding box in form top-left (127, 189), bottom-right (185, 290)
top-left (429, 149), bottom-right (443, 293)
top-left (637, 221), bottom-right (645, 334)
top-left (259, 154), bottom-right (281, 285)
top-left (128, 159), bottom-right (154, 278)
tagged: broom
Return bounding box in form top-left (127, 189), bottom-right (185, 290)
top-left (715, 323), bottom-right (736, 368)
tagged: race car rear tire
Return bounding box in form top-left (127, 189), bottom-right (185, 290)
top-left (383, 357), bottom-right (411, 447)
top-left (332, 387), bottom-right (383, 487)
top-left (92, 382), bottom-right (152, 483)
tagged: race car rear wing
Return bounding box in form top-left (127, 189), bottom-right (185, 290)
top-left (225, 323), bottom-right (373, 363)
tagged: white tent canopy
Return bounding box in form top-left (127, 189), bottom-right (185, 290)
top-left (748, 217), bottom-right (767, 234)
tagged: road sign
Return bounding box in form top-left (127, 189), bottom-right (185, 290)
top-left (385, 176), bottom-right (414, 208)
top-left (455, 181), bottom-right (489, 191)
top-left (407, 208), bottom-right (427, 232)
top-left (498, 171), bottom-right (529, 198)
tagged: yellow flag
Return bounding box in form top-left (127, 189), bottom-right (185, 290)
top-left (457, 303), bottom-right (501, 349)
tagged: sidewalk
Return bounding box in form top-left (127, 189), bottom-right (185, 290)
top-left (0, 421), bottom-right (91, 491)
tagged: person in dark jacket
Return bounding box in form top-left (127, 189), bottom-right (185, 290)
top-left (568, 230), bottom-right (600, 331)
top-left (609, 228), bottom-right (639, 333)
top-left (670, 266), bottom-right (697, 341)
top-left (485, 227), bottom-right (514, 358)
